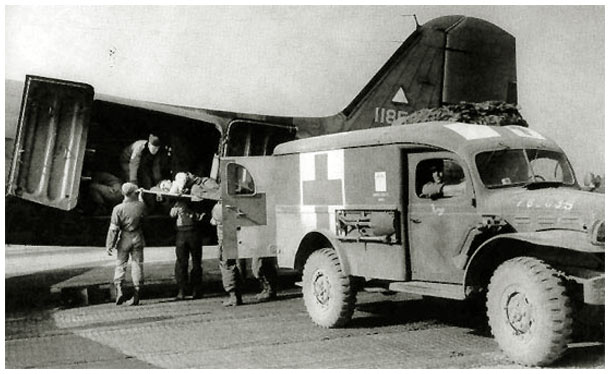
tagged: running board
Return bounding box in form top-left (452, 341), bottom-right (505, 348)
top-left (388, 281), bottom-right (465, 300)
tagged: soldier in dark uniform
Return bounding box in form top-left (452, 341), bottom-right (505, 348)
top-left (170, 199), bottom-right (205, 300)
top-left (106, 182), bottom-right (147, 306)
top-left (120, 133), bottom-right (166, 188)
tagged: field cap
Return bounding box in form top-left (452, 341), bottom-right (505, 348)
top-left (122, 182), bottom-right (139, 196)
top-left (148, 134), bottom-right (161, 146)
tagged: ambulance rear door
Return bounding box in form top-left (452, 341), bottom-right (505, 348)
top-left (220, 156), bottom-right (276, 259)
top-left (7, 75), bottom-right (94, 210)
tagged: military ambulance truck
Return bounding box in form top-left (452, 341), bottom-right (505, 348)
top-left (220, 121), bottom-right (604, 366)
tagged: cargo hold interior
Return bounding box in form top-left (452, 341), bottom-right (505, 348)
top-left (7, 99), bottom-right (221, 246)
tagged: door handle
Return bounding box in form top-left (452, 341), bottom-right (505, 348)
top-left (410, 218), bottom-right (422, 224)
top-left (225, 205), bottom-right (246, 217)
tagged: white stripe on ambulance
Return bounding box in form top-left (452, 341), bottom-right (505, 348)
top-left (299, 149), bottom-right (346, 231)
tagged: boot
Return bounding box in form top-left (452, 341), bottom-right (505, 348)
top-left (222, 292), bottom-right (242, 307)
top-left (126, 287), bottom-right (140, 306)
top-left (192, 286), bottom-right (203, 300)
top-left (175, 288), bottom-right (186, 301)
top-left (115, 284), bottom-right (126, 306)
top-left (255, 279), bottom-right (276, 302)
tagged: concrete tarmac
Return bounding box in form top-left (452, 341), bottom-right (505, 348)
top-left (5, 244), bottom-right (605, 369)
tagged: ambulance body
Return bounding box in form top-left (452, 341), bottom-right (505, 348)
top-left (221, 121), bottom-right (604, 366)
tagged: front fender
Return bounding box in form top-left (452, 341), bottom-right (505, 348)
top-left (468, 230), bottom-right (603, 267)
top-left (463, 230), bottom-right (604, 296)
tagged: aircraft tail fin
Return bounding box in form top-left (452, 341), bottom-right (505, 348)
top-left (342, 15), bottom-right (517, 130)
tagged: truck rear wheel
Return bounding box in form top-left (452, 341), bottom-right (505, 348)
top-left (486, 256), bottom-right (573, 366)
top-left (302, 247), bottom-right (355, 328)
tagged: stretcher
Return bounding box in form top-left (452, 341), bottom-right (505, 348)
top-left (139, 187), bottom-right (220, 201)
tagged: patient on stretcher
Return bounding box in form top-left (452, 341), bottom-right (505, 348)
top-left (148, 172), bottom-right (220, 201)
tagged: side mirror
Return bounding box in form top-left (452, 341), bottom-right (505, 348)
top-left (582, 172), bottom-right (602, 192)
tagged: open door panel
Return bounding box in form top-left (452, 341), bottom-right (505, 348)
top-left (7, 75), bottom-right (94, 210)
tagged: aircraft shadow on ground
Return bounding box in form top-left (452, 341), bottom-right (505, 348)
top-left (6, 267), bottom-right (97, 312)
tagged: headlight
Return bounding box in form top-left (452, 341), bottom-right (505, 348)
top-left (590, 220), bottom-right (605, 245)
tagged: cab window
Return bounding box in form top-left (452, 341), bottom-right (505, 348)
top-left (227, 163), bottom-right (255, 196)
top-left (526, 149), bottom-right (575, 184)
top-left (475, 148), bottom-right (575, 188)
top-left (416, 158), bottom-right (466, 199)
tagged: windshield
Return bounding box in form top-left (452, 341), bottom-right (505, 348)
top-left (476, 148), bottom-right (575, 188)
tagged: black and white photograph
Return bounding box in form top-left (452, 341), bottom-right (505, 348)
top-left (4, 4), bottom-right (605, 369)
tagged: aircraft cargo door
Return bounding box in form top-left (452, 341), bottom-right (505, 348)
top-left (221, 156), bottom-right (276, 260)
top-left (7, 75), bottom-right (94, 210)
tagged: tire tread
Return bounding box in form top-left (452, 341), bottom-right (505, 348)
top-left (486, 256), bottom-right (573, 366)
top-left (303, 247), bottom-right (356, 328)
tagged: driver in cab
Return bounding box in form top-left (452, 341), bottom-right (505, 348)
top-left (420, 163), bottom-right (466, 199)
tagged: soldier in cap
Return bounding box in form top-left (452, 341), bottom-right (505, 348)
top-left (120, 133), bottom-right (170, 190)
top-left (420, 161), bottom-right (465, 199)
top-left (106, 182), bottom-right (147, 306)
top-left (420, 163), bottom-right (445, 199)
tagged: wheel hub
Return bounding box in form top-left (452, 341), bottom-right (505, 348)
top-left (505, 291), bottom-right (533, 334)
top-left (312, 270), bottom-right (331, 307)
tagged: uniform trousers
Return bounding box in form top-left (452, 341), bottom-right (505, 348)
top-left (175, 228), bottom-right (203, 290)
top-left (218, 243), bottom-right (277, 293)
top-left (114, 231), bottom-right (145, 287)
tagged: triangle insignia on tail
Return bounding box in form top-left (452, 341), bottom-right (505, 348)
top-left (392, 87), bottom-right (409, 105)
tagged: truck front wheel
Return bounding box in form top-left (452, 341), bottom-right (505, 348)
top-left (302, 247), bottom-right (355, 328)
top-left (486, 256), bottom-right (573, 366)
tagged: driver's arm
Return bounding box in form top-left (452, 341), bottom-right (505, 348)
top-left (441, 181), bottom-right (466, 197)
top-left (421, 182), bottom-right (443, 199)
